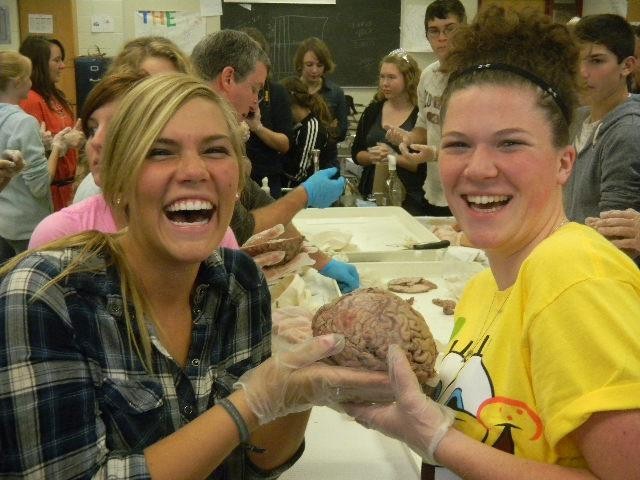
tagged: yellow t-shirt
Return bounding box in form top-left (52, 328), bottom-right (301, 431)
top-left (430, 223), bottom-right (640, 476)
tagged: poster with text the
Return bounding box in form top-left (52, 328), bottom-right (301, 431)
top-left (134, 10), bottom-right (205, 54)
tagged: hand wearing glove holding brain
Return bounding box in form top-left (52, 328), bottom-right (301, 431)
top-left (344, 345), bottom-right (454, 465)
top-left (236, 333), bottom-right (393, 425)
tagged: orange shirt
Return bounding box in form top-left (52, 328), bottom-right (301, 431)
top-left (20, 90), bottom-right (77, 211)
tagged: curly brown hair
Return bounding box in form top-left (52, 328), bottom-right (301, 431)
top-left (441, 6), bottom-right (579, 146)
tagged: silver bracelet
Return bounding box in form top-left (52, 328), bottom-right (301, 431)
top-left (218, 397), bottom-right (266, 453)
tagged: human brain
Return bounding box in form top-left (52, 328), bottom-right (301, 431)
top-left (312, 288), bottom-right (437, 384)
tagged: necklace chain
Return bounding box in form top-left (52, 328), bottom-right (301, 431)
top-left (465, 289), bottom-right (512, 359)
top-left (464, 219), bottom-right (568, 360)
top-left (550, 218), bottom-right (569, 236)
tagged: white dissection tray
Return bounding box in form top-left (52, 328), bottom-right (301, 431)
top-left (345, 249), bottom-right (444, 263)
top-left (293, 207), bottom-right (440, 257)
top-left (279, 406), bottom-right (421, 480)
top-left (354, 260), bottom-right (485, 345)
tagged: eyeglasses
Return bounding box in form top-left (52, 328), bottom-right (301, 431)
top-left (426, 24), bottom-right (458, 39)
top-left (250, 84), bottom-right (264, 103)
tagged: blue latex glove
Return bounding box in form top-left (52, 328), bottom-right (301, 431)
top-left (302, 168), bottom-right (346, 208)
top-left (319, 259), bottom-right (360, 294)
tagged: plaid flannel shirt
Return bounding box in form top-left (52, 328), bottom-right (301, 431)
top-left (0, 246), bottom-right (301, 479)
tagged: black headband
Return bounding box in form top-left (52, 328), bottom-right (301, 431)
top-left (449, 63), bottom-right (570, 123)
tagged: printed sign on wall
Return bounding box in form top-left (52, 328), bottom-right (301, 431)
top-left (134, 10), bottom-right (205, 54)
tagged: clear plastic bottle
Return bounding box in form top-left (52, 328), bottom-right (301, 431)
top-left (386, 154), bottom-right (403, 207)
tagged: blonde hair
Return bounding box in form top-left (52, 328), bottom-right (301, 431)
top-left (0, 73), bottom-right (245, 371)
top-left (108, 36), bottom-right (193, 75)
top-left (102, 73), bottom-right (244, 214)
top-left (0, 51), bottom-right (31, 91)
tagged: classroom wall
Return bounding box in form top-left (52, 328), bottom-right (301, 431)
top-left (75, 0), bottom-right (220, 56)
top-left (0, 0), bottom-right (20, 51)
top-left (1, 0), bottom-right (634, 106)
top-left (71, 0), bottom-right (446, 107)
top-left (348, 0), bottom-right (479, 108)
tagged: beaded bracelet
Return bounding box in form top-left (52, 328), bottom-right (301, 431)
top-left (218, 397), bottom-right (266, 453)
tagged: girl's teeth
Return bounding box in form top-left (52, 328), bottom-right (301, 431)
top-left (166, 199), bottom-right (213, 212)
top-left (467, 195), bottom-right (509, 204)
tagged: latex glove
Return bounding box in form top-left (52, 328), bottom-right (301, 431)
top-left (238, 121), bottom-right (251, 143)
top-left (319, 258), bottom-right (360, 293)
top-left (51, 127), bottom-right (72, 157)
top-left (243, 224), bottom-right (285, 247)
top-left (0, 150), bottom-right (24, 191)
top-left (301, 240), bottom-right (319, 255)
top-left (271, 306), bottom-right (314, 353)
top-left (302, 167), bottom-right (346, 208)
top-left (343, 344), bottom-right (455, 465)
top-left (263, 252), bottom-right (315, 284)
top-left (587, 209), bottom-right (640, 258)
top-left (252, 250), bottom-right (286, 268)
top-left (399, 142), bottom-right (437, 164)
top-left (367, 142), bottom-right (393, 163)
top-left (242, 224), bottom-right (287, 268)
top-left (39, 122), bottom-right (53, 150)
top-left (235, 334), bottom-right (393, 425)
top-left (62, 119), bottom-right (86, 149)
top-left (384, 125), bottom-right (411, 146)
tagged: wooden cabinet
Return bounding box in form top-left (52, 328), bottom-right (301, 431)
top-left (18, 0), bottom-right (78, 113)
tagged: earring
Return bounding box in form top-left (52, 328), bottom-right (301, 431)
top-left (115, 196), bottom-right (122, 206)
top-left (235, 192), bottom-right (240, 201)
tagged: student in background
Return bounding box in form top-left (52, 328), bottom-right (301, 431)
top-left (106, 35), bottom-right (192, 75)
top-left (0, 51), bottom-right (69, 260)
top-left (385, 0), bottom-right (467, 216)
top-left (293, 37), bottom-right (347, 169)
top-left (564, 14), bottom-right (640, 223)
top-left (19, 35), bottom-right (84, 211)
top-left (351, 49), bottom-right (424, 215)
top-left (240, 27), bottom-right (292, 199)
top-left (74, 35), bottom-right (193, 203)
top-left (192, 30), bottom-right (359, 293)
top-left (280, 76), bottom-right (333, 187)
top-left (346, 7), bottom-right (640, 478)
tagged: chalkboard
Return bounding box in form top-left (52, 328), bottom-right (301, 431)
top-left (221, 0), bottom-right (401, 87)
